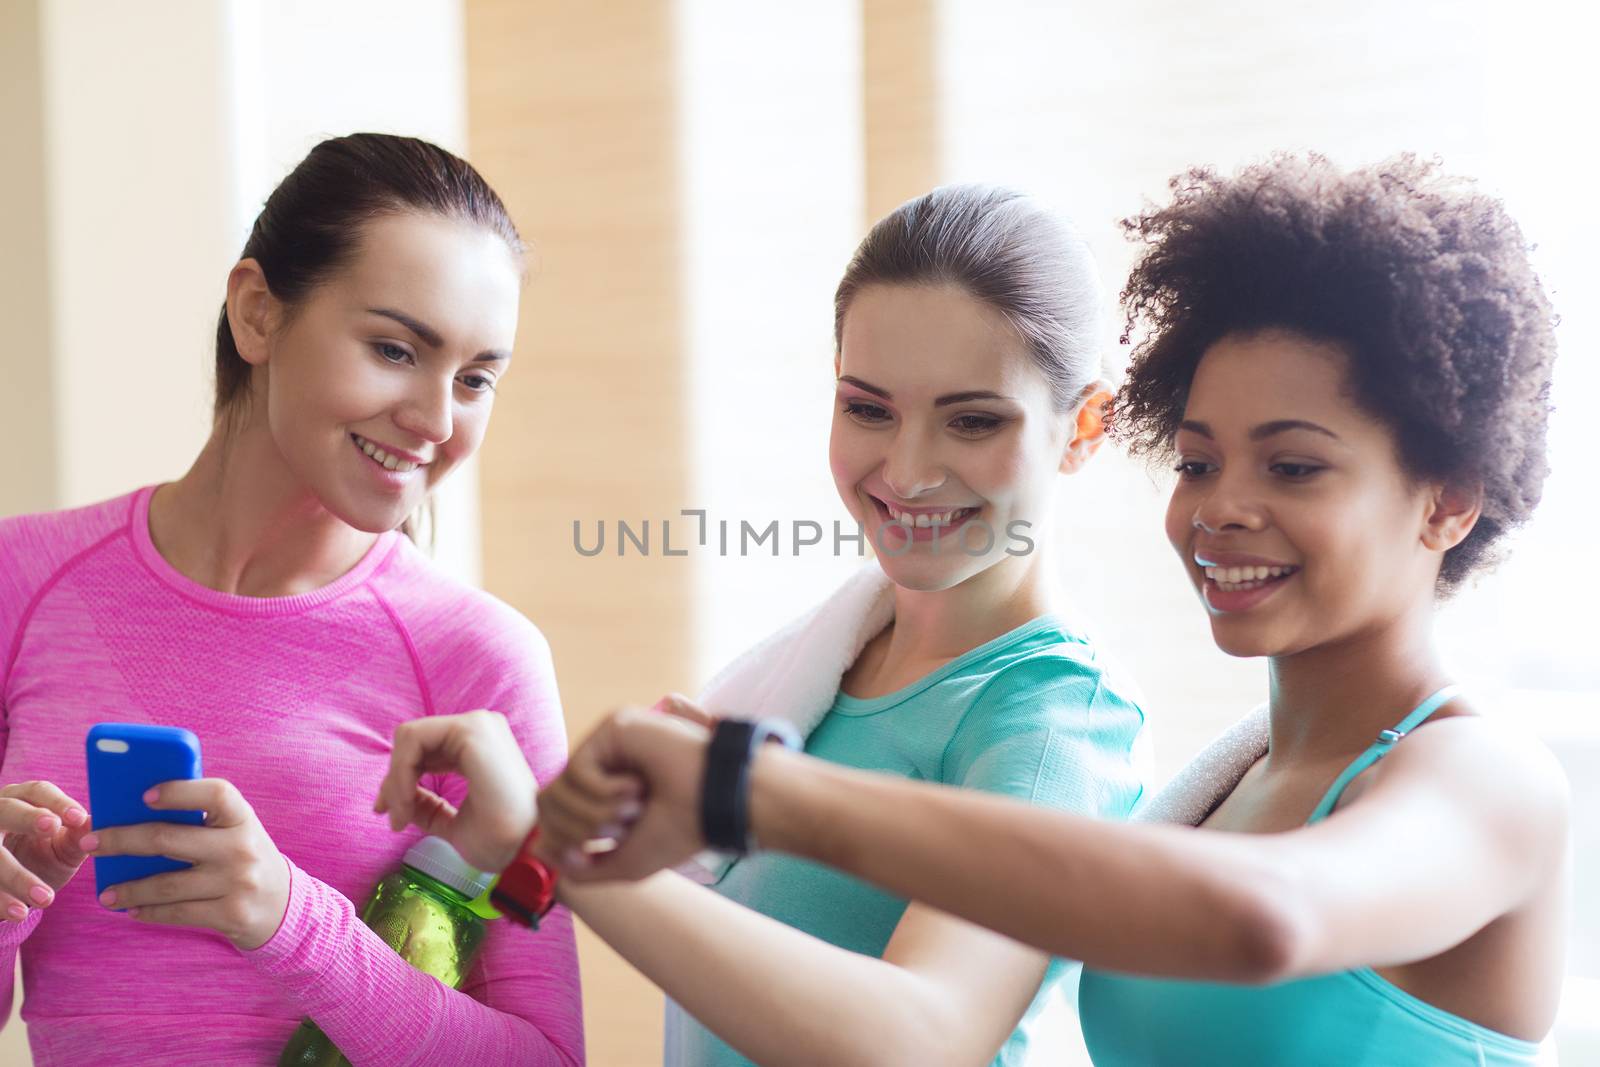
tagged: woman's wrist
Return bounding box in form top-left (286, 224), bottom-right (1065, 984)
top-left (747, 744), bottom-right (815, 858)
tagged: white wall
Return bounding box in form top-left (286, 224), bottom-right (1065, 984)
top-left (680, 0), bottom-right (871, 682)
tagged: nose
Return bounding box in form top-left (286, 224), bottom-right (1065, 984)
top-left (1190, 470), bottom-right (1266, 534)
top-left (881, 431), bottom-right (947, 500)
top-left (394, 374), bottom-right (454, 446)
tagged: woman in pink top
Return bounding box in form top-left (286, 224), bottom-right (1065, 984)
top-left (0, 134), bottom-right (583, 1066)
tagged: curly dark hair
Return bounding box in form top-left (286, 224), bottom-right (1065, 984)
top-left (1109, 153), bottom-right (1558, 594)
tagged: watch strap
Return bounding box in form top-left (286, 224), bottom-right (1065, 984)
top-left (701, 718), bottom-right (801, 854)
top-left (489, 827), bottom-right (558, 928)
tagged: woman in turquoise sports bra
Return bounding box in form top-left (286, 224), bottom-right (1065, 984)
top-left (377, 154), bottom-right (1568, 1067)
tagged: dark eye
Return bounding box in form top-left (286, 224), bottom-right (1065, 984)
top-left (375, 342), bottom-right (413, 365)
top-left (844, 401), bottom-right (890, 423)
top-left (951, 414), bottom-right (1001, 435)
top-left (1173, 460), bottom-right (1214, 479)
top-left (458, 374), bottom-right (497, 393)
top-left (1271, 462), bottom-right (1323, 479)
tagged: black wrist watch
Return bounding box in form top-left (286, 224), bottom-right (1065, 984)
top-left (701, 718), bottom-right (802, 855)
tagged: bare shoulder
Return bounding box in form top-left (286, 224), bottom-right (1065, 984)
top-left (1375, 707), bottom-right (1570, 851)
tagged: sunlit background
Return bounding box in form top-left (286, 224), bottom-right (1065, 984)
top-left (2, 1), bottom-right (1595, 1064)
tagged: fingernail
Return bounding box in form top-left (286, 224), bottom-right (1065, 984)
top-left (63, 808), bottom-right (87, 826)
top-left (6, 903), bottom-right (26, 922)
top-left (28, 886), bottom-right (50, 905)
top-left (126, 907), bottom-right (140, 918)
top-left (79, 834), bottom-right (99, 852)
top-left (98, 889), bottom-right (116, 907)
top-left (34, 814), bottom-right (56, 833)
top-left (142, 787), bottom-right (159, 804)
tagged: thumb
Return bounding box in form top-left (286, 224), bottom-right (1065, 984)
top-left (655, 693), bottom-right (717, 728)
top-left (47, 824), bottom-right (93, 873)
top-left (408, 786), bottom-right (460, 839)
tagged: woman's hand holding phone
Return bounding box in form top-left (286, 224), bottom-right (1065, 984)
top-left (85, 779), bottom-right (290, 951)
top-left (0, 780), bottom-right (94, 921)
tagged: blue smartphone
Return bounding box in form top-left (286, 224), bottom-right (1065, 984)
top-left (85, 723), bottom-right (205, 903)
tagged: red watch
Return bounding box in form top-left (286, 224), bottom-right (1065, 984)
top-left (490, 827), bottom-right (558, 928)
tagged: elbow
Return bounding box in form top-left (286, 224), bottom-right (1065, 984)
top-left (841, 992), bottom-right (992, 1067)
top-left (891, 1005), bottom-right (1007, 1067)
top-left (866, 1041), bottom-right (986, 1067)
top-left (1224, 873), bottom-right (1319, 984)
top-left (810, 1034), bottom-right (947, 1067)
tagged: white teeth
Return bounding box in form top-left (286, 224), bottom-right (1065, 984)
top-left (1203, 563), bottom-right (1297, 591)
top-left (353, 435), bottom-right (421, 474)
top-left (884, 502), bottom-right (972, 526)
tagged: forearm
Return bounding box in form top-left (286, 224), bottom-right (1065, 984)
top-left (563, 872), bottom-right (992, 1067)
top-left (246, 860), bottom-right (582, 1067)
top-left (751, 747), bottom-right (1303, 981)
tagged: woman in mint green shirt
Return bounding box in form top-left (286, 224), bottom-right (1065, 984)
top-left (382, 184), bottom-right (1147, 1067)
top-left (663, 616), bottom-right (1142, 1067)
top-left (459, 155), bottom-right (1566, 1067)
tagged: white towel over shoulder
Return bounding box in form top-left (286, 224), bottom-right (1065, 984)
top-left (679, 561), bottom-right (895, 882)
top-left (1134, 706), bottom-right (1268, 826)
top-left (696, 560), bottom-right (897, 738)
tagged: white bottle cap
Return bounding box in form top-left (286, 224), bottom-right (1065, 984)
top-left (402, 836), bottom-right (494, 899)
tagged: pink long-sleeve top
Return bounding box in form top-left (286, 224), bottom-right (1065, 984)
top-left (0, 486), bottom-right (584, 1066)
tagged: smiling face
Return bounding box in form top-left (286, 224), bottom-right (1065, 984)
top-left (1165, 329), bottom-right (1462, 658)
top-left (247, 213), bottom-right (521, 533)
top-left (830, 283), bottom-right (1080, 592)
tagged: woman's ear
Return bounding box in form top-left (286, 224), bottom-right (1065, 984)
top-left (226, 259), bottom-right (277, 368)
top-left (1421, 481), bottom-right (1483, 553)
top-left (1059, 383), bottom-right (1113, 475)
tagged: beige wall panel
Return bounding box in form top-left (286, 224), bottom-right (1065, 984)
top-left (41, 0), bottom-right (232, 508)
top-left (0, 0), bottom-right (57, 521)
top-left (863, 0), bottom-right (940, 222)
top-left (466, 2), bottom-right (693, 1063)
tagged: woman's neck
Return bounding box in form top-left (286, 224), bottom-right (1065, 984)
top-left (1263, 599), bottom-right (1453, 768)
top-left (877, 549), bottom-right (1059, 672)
top-left (149, 417), bottom-right (379, 598)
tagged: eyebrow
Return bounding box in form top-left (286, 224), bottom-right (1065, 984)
top-left (837, 376), bottom-right (1013, 407)
top-left (368, 307), bottom-right (510, 363)
top-left (1178, 419), bottom-right (1342, 442)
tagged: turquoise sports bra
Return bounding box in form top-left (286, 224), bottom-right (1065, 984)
top-left (1077, 686), bottom-right (1546, 1066)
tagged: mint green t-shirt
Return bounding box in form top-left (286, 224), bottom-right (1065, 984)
top-left (664, 615), bottom-right (1147, 1067)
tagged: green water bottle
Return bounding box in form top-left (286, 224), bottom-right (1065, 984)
top-left (278, 836), bottom-right (495, 1067)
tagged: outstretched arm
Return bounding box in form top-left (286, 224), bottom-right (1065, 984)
top-left (551, 708), bottom-right (1567, 984)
